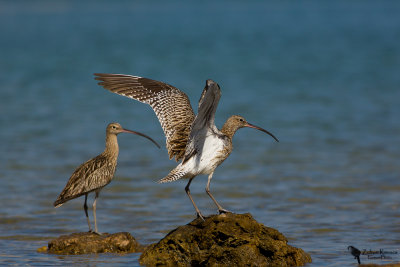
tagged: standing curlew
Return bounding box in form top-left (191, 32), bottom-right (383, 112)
top-left (54, 122), bottom-right (160, 233)
top-left (95, 74), bottom-right (279, 220)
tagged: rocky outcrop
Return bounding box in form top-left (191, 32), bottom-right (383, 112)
top-left (46, 232), bottom-right (142, 254)
top-left (139, 213), bottom-right (311, 266)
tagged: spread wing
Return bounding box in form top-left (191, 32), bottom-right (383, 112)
top-left (54, 155), bottom-right (115, 207)
top-left (94, 73), bottom-right (195, 161)
top-left (182, 79), bottom-right (222, 163)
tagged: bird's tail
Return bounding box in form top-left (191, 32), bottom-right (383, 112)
top-left (54, 195), bottom-right (70, 208)
top-left (53, 199), bottom-right (64, 208)
top-left (158, 165), bottom-right (188, 183)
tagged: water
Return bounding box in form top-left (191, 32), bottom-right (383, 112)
top-left (1, 1), bottom-right (399, 266)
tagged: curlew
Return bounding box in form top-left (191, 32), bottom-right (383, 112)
top-left (54, 122), bottom-right (160, 233)
top-left (95, 74), bottom-right (278, 220)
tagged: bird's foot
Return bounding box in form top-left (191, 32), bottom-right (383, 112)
top-left (88, 230), bottom-right (102, 235)
top-left (196, 212), bottom-right (205, 221)
top-left (218, 208), bottom-right (231, 214)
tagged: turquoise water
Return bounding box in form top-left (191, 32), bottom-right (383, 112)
top-left (1, 1), bottom-right (400, 266)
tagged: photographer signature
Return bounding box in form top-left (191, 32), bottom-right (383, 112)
top-left (348, 246), bottom-right (398, 264)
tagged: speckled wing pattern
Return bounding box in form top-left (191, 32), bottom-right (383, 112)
top-left (54, 155), bottom-right (116, 207)
top-left (158, 81), bottom-right (222, 183)
top-left (94, 73), bottom-right (195, 161)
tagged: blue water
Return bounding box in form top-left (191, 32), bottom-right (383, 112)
top-left (1, 1), bottom-right (400, 266)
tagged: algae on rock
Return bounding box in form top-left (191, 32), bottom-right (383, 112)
top-left (140, 213), bottom-right (311, 266)
top-left (47, 232), bottom-right (142, 255)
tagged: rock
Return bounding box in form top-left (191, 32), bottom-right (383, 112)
top-left (37, 246), bottom-right (48, 253)
top-left (47, 232), bottom-right (142, 255)
top-left (139, 213), bottom-right (311, 266)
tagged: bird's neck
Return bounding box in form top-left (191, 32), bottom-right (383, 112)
top-left (104, 134), bottom-right (119, 159)
top-left (221, 120), bottom-right (239, 140)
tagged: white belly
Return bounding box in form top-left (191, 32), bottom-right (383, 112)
top-left (183, 133), bottom-right (229, 176)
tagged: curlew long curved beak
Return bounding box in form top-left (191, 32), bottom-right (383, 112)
top-left (244, 123), bottom-right (279, 142)
top-left (121, 128), bottom-right (161, 148)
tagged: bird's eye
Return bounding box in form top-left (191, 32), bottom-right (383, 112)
top-left (239, 118), bottom-right (244, 122)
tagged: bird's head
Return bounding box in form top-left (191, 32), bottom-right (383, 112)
top-left (222, 115), bottom-right (279, 142)
top-left (106, 123), bottom-right (125, 135)
top-left (106, 122), bottom-right (160, 148)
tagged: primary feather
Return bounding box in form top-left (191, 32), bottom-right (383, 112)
top-left (95, 74), bottom-right (195, 161)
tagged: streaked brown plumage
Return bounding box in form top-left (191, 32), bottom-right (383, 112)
top-left (54, 122), bottom-right (160, 233)
top-left (95, 74), bottom-right (194, 161)
top-left (95, 74), bottom-right (278, 220)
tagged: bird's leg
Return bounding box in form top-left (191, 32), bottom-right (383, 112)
top-left (206, 172), bottom-right (230, 214)
top-left (92, 191), bottom-right (100, 235)
top-left (185, 177), bottom-right (205, 221)
top-left (84, 194), bottom-right (92, 232)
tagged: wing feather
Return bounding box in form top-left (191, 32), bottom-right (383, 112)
top-left (95, 73), bottom-right (195, 161)
top-left (54, 155), bottom-right (115, 206)
top-left (182, 80), bottom-right (222, 163)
